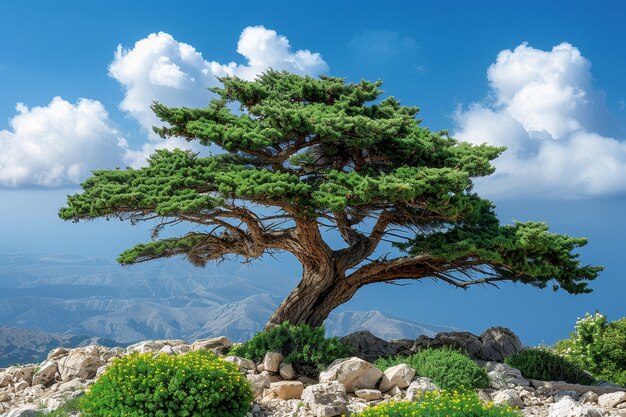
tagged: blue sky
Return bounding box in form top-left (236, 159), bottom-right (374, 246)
top-left (0, 0), bottom-right (625, 345)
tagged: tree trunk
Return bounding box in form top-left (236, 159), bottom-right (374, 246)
top-left (264, 263), bottom-right (358, 329)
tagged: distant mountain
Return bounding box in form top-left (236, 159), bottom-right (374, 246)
top-left (0, 326), bottom-right (120, 367)
top-left (325, 310), bottom-right (459, 340)
top-left (0, 251), bottom-right (459, 359)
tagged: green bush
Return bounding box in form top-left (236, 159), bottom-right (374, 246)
top-left (375, 347), bottom-right (489, 391)
top-left (80, 350), bottom-right (253, 417)
top-left (229, 321), bottom-right (350, 376)
top-left (555, 313), bottom-right (626, 387)
top-left (505, 347), bottom-right (594, 385)
top-left (353, 389), bottom-right (521, 417)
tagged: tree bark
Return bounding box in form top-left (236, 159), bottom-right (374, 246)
top-left (264, 263), bottom-right (358, 329)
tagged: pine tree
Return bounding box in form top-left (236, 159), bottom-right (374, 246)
top-left (60, 71), bottom-right (602, 328)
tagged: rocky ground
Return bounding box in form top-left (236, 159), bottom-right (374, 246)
top-left (0, 327), bottom-right (624, 417)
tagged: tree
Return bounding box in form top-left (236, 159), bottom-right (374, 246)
top-left (59, 71), bottom-right (602, 329)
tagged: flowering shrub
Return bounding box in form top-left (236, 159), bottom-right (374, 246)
top-left (81, 350), bottom-right (253, 417)
top-left (555, 312), bottom-right (626, 387)
top-left (375, 347), bottom-right (489, 391)
top-left (505, 347), bottom-right (594, 385)
top-left (352, 389), bottom-right (521, 417)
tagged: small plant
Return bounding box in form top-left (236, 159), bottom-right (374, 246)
top-left (353, 389), bottom-right (521, 417)
top-left (555, 312), bottom-right (626, 387)
top-left (375, 347), bottom-right (489, 391)
top-left (229, 321), bottom-right (350, 376)
top-left (505, 347), bottom-right (594, 385)
top-left (34, 397), bottom-right (82, 417)
top-left (80, 350), bottom-right (253, 417)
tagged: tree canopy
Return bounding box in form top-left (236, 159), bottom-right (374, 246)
top-left (60, 71), bottom-right (602, 327)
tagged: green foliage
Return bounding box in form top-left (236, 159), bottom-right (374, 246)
top-left (504, 347), bottom-right (594, 385)
top-left (375, 348), bottom-right (489, 391)
top-left (353, 389), bottom-right (521, 417)
top-left (229, 321), bottom-right (350, 376)
top-left (59, 70), bottom-right (601, 323)
top-left (80, 350), bottom-right (253, 417)
top-left (555, 312), bottom-right (626, 387)
top-left (34, 397), bottom-right (82, 417)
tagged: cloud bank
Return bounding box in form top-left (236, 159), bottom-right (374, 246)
top-left (109, 26), bottom-right (328, 168)
top-left (455, 42), bottom-right (626, 197)
top-left (1, 26), bottom-right (327, 186)
top-left (0, 97), bottom-right (126, 187)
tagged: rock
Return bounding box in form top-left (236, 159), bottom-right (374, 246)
top-left (581, 391), bottom-right (600, 404)
top-left (340, 331), bottom-right (400, 363)
top-left (0, 372), bottom-right (11, 388)
top-left (549, 396), bottom-right (605, 417)
top-left (269, 381), bottom-right (304, 400)
top-left (482, 361), bottom-right (530, 389)
top-left (263, 352), bottom-right (284, 373)
top-left (354, 388), bottom-right (382, 401)
top-left (32, 361), bottom-right (58, 386)
top-left (302, 381), bottom-right (349, 417)
top-left (247, 371), bottom-right (281, 396)
top-left (56, 378), bottom-right (88, 392)
top-left (279, 362), bottom-right (295, 380)
top-left (126, 339), bottom-right (186, 354)
top-left (378, 363), bottom-right (415, 392)
top-left (159, 345), bottom-right (175, 355)
top-left (47, 348), bottom-right (69, 361)
top-left (493, 389), bottom-right (524, 408)
top-left (172, 344), bottom-right (192, 355)
top-left (530, 379), bottom-right (626, 396)
top-left (478, 327), bottom-right (522, 362)
top-left (224, 356), bottom-right (257, 372)
top-left (191, 336), bottom-right (232, 355)
top-left (554, 390), bottom-right (580, 401)
top-left (599, 392), bottom-right (626, 408)
top-left (256, 363), bottom-right (265, 373)
top-left (319, 357), bottom-right (382, 392)
top-left (414, 331), bottom-right (483, 358)
top-left (13, 380), bottom-right (29, 392)
top-left (58, 346), bottom-right (105, 381)
top-left (5, 405), bottom-right (38, 417)
top-left (406, 377), bottom-right (439, 401)
top-left (5, 367), bottom-right (36, 386)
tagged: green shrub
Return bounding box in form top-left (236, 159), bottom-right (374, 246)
top-left (353, 389), bottom-right (521, 417)
top-left (229, 321), bottom-right (350, 376)
top-left (505, 347), bottom-right (594, 385)
top-left (375, 347), bottom-right (489, 391)
top-left (80, 350), bottom-right (253, 417)
top-left (555, 313), bottom-right (626, 387)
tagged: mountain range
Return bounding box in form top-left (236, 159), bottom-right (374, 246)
top-left (0, 251), bottom-right (458, 365)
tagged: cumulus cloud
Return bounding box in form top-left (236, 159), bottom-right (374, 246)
top-left (0, 97), bottom-right (127, 187)
top-left (109, 27), bottom-right (328, 138)
top-left (455, 42), bottom-right (625, 197)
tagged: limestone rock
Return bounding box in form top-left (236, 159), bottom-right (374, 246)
top-left (0, 372), bottom-right (11, 388)
top-left (247, 371), bottom-right (281, 396)
top-left (58, 346), bottom-right (105, 381)
top-left (319, 357), bottom-right (382, 392)
top-left (224, 356), bottom-right (257, 372)
top-left (269, 380), bottom-right (304, 400)
top-left (599, 392), bottom-right (626, 408)
top-left (5, 405), bottom-right (38, 417)
top-left (554, 390), bottom-right (580, 401)
top-left (47, 348), bottom-right (69, 361)
top-left (406, 377), bottom-right (439, 401)
top-left (378, 363), bottom-right (415, 392)
top-left (340, 331), bottom-right (400, 363)
top-left (32, 362), bottom-right (58, 386)
top-left (191, 336), bottom-right (232, 355)
top-left (549, 396), bottom-right (605, 417)
top-left (5, 367), bottom-right (36, 386)
top-left (126, 339), bottom-right (186, 354)
top-left (581, 391), bottom-right (600, 404)
top-left (279, 362), bottom-right (295, 380)
top-left (493, 389), bottom-right (524, 408)
top-left (482, 361), bottom-right (530, 389)
top-left (415, 331), bottom-right (483, 358)
top-left (478, 327), bottom-right (522, 362)
top-left (302, 381), bottom-right (349, 417)
top-left (354, 388), bottom-right (382, 401)
top-left (263, 352), bottom-right (284, 373)
top-left (13, 380), bottom-right (29, 392)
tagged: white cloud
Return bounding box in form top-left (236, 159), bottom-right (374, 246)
top-left (0, 97), bottom-right (127, 187)
top-left (109, 27), bottom-right (328, 141)
top-left (455, 42), bottom-right (625, 197)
